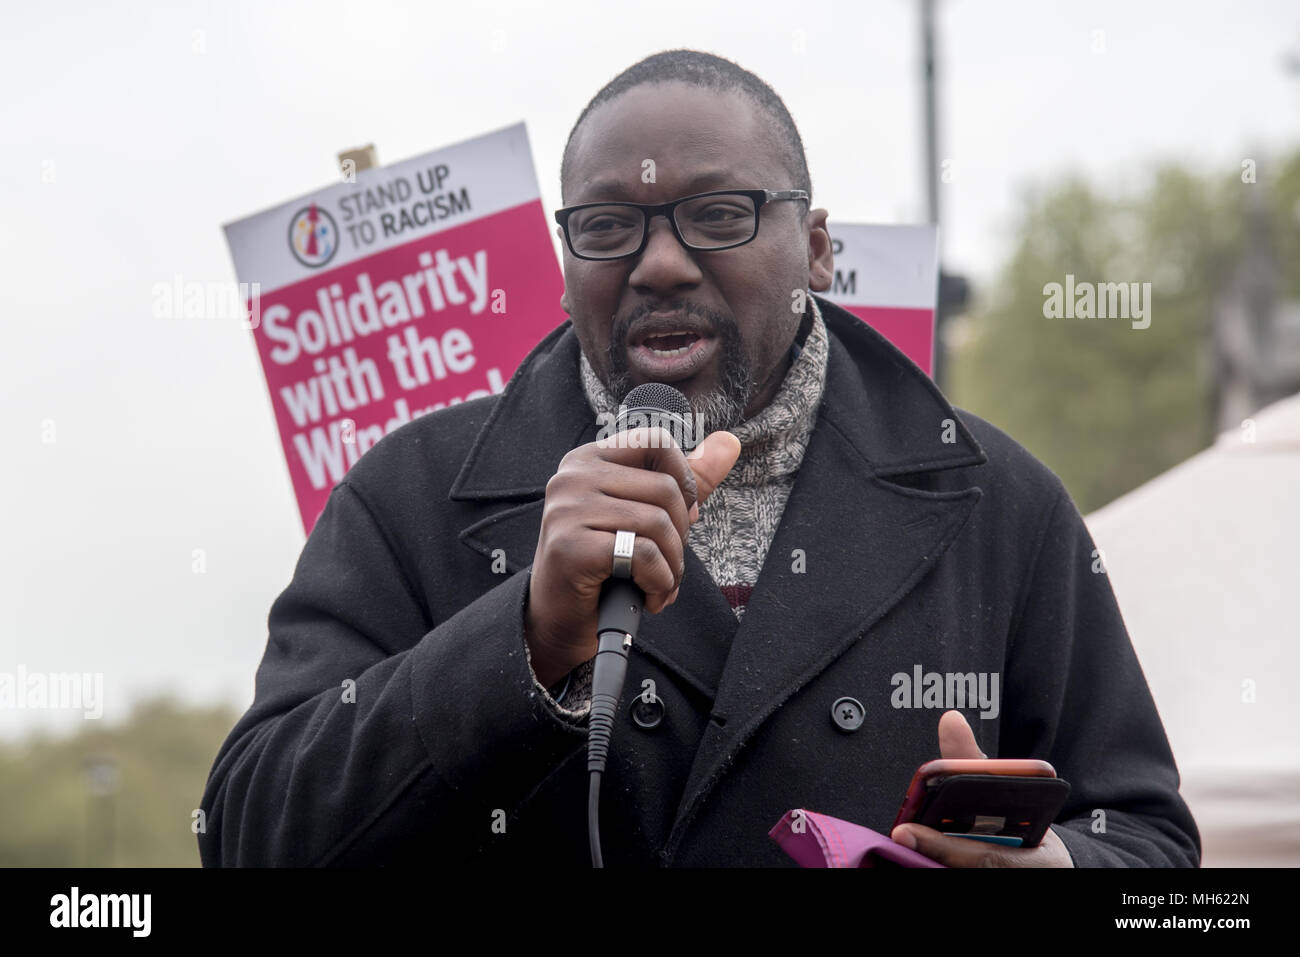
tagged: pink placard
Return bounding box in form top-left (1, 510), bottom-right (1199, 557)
top-left (821, 223), bottom-right (939, 376)
top-left (225, 125), bottom-right (565, 533)
top-left (840, 304), bottom-right (935, 376)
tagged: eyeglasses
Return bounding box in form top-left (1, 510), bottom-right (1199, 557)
top-left (553, 188), bottom-right (809, 262)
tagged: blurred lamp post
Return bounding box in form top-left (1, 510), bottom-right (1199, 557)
top-left (920, 0), bottom-right (970, 391)
top-left (83, 753), bottom-right (120, 867)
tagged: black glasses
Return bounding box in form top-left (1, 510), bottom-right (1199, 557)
top-left (554, 188), bottom-right (809, 261)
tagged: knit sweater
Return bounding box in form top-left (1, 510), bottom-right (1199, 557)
top-left (527, 296), bottom-right (830, 718)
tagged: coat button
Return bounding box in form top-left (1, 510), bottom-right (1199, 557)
top-left (831, 696), bottom-right (864, 732)
top-left (630, 694), bottom-right (665, 730)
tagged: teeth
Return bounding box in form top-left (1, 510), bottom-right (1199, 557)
top-left (644, 332), bottom-right (698, 357)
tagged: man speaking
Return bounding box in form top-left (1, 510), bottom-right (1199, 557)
top-left (200, 50), bottom-right (1200, 868)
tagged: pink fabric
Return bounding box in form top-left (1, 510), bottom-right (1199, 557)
top-left (770, 809), bottom-right (946, 868)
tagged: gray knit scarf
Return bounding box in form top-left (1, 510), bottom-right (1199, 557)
top-left (531, 295), bottom-right (830, 716)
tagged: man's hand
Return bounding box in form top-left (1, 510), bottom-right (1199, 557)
top-left (890, 710), bottom-right (1074, 868)
top-left (525, 428), bottom-right (741, 688)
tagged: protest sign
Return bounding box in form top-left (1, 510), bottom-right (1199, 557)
top-left (820, 223), bottom-right (938, 375)
top-left (224, 123), bottom-right (564, 533)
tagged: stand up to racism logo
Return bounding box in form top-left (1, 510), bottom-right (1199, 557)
top-left (288, 203), bottom-right (339, 268)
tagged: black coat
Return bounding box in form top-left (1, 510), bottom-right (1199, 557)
top-left (200, 294), bottom-right (1200, 867)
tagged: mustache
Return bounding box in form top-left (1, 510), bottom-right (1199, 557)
top-left (609, 299), bottom-right (737, 350)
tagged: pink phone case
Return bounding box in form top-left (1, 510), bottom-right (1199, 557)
top-left (769, 808), bottom-right (946, 868)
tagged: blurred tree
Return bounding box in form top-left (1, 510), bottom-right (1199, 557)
top-left (949, 150), bottom-right (1300, 513)
top-left (0, 697), bottom-right (239, 867)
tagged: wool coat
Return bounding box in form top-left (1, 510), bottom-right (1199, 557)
top-left (199, 294), bottom-right (1201, 867)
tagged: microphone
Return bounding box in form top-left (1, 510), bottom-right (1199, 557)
top-left (587, 382), bottom-right (695, 868)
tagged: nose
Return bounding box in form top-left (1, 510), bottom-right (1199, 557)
top-left (627, 214), bottom-right (703, 294)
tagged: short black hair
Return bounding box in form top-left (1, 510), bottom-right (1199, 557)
top-left (560, 49), bottom-right (812, 206)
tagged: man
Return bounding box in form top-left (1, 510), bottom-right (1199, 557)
top-left (200, 50), bottom-right (1200, 868)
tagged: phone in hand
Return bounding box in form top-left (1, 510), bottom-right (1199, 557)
top-left (891, 758), bottom-right (1070, 849)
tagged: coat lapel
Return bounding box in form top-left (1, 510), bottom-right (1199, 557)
top-left (662, 297), bottom-right (989, 860)
top-left (451, 321), bottom-right (740, 701)
top-left (450, 321), bottom-right (590, 504)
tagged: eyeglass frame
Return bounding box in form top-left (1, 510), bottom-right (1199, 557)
top-left (553, 188), bottom-right (810, 262)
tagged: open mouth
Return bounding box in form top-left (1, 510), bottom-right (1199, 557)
top-left (626, 330), bottom-right (718, 383)
top-left (621, 310), bottom-right (721, 383)
top-left (641, 332), bottom-right (702, 356)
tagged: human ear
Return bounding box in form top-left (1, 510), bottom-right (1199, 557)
top-left (806, 208), bottom-right (833, 293)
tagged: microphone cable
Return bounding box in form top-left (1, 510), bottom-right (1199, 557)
top-left (586, 382), bottom-right (695, 868)
top-left (588, 619), bottom-right (634, 868)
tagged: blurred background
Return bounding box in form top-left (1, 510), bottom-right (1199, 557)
top-left (2, 0), bottom-right (1296, 866)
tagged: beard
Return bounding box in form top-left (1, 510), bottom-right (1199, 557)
top-left (604, 300), bottom-right (756, 436)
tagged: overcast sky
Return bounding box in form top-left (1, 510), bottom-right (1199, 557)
top-left (2, 0), bottom-right (1297, 740)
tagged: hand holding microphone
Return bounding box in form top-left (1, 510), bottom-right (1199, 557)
top-left (524, 387), bottom-right (740, 689)
top-left (523, 382), bottom-right (740, 867)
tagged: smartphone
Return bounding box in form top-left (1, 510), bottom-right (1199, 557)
top-left (892, 758), bottom-right (1070, 849)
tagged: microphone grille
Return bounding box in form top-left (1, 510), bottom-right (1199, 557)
top-left (616, 382), bottom-right (698, 451)
top-left (622, 382), bottom-right (692, 419)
